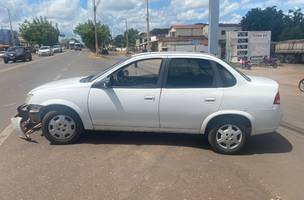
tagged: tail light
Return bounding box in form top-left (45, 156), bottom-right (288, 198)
top-left (274, 92), bottom-right (280, 105)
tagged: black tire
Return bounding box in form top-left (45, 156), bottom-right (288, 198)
top-left (208, 119), bottom-right (248, 154)
top-left (4, 59), bottom-right (8, 64)
top-left (29, 56), bottom-right (32, 61)
top-left (299, 79), bottom-right (304, 92)
top-left (42, 110), bottom-right (83, 145)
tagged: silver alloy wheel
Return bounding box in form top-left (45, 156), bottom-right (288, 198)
top-left (300, 80), bottom-right (304, 92)
top-left (48, 115), bottom-right (76, 141)
top-left (216, 124), bottom-right (243, 150)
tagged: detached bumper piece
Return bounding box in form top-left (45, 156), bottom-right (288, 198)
top-left (10, 104), bottom-right (42, 141)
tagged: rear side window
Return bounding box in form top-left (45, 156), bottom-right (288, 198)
top-left (165, 58), bottom-right (215, 88)
top-left (216, 63), bottom-right (237, 87)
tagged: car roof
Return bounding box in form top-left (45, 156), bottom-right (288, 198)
top-left (131, 51), bottom-right (217, 59)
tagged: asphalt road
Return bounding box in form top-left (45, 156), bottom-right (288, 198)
top-left (0, 51), bottom-right (303, 200)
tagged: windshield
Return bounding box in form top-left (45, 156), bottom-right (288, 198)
top-left (53, 45), bottom-right (60, 48)
top-left (80, 58), bottom-right (129, 83)
top-left (40, 47), bottom-right (50, 50)
top-left (7, 47), bottom-right (16, 52)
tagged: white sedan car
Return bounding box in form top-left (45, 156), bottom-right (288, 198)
top-left (38, 46), bottom-right (53, 56)
top-left (11, 52), bottom-right (282, 154)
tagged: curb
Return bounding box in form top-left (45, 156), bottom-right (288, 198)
top-left (281, 121), bottom-right (304, 135)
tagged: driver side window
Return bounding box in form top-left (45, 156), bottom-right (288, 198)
top-left (111, 59), bottom-right (162, 88)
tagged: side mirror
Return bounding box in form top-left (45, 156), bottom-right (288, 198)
top-left (93, 76), bottom-right (111, 89)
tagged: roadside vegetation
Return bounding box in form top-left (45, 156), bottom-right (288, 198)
top-left (73, 20), bottom-right (111, 52)
top-left (113, 28), bottom-right (140, 48)
top-left (241, 7), bottom-right (304, 41)
top-left (19, 17), bottom-right (60, 46)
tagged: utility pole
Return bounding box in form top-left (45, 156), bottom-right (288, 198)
top-left (1, 6), bottom-right (15, 46)
top-left (208, 0), bottom-right (219, 56)
top-left (7, 8), bottom-right (15, 46)
top-left (125, 19), bottom-right (129, 53)
top-left (93, 0), bottom-right (101, 55)
top-left (146, 0), bottom-right (150, 52)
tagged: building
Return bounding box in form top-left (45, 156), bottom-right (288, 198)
top-left (0, 29), bottom-right (19, 46)
top-left (226, 31), bottom-right (271, 63)
top-left (168, 25), bottom-right (205, 38)
top-left (203, 23), bottom-right (242, 58)
top-left (156, 24), bottom-right (208, 52)
top-left (136, 28), bottom-right (171, 52)
top-left (157, 36), bottom-right (208, 52)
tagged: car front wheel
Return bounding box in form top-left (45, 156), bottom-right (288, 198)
top-left (208, 120), bottom-right (247, 154)
top-left (42, 110), bottom-right (83, 144)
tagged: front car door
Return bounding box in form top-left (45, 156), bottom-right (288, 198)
top-left (88, 57), bottom-right (165, 130)
top-left (159, 57), bottom-right (224, 132)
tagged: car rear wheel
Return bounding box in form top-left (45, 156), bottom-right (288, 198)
top-left (4, 59), bottom-right (8, 64)
top-left (208, 120), bottom-right (247, 154)
top-left (42, 110), bottom-right (83, 145)
top-left (299, 79), bottom-right (304, 92)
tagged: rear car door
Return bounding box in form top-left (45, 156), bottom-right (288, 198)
top-left (159, 57), bottom-right (224, 131)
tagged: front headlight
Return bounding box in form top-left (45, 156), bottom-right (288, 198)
top-left (25, 93), bottom-right (34, 104)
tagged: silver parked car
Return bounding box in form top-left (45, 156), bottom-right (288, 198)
top-left (11, 52), bottom-right (282, 154)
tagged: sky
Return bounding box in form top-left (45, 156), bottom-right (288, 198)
top-left (0, 0), bottom-right (303, 38)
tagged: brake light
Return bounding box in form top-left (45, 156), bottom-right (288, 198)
top-left (274, 92), bottom-right (280, 105)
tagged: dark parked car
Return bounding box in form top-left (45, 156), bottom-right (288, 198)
top-left (3, 47), bottom-right (32, 64)
top-left (100, 47), bottom-right (109, 55)
top-left (74, 43), bottom-right (82, 51)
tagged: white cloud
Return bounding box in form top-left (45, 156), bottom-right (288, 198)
top-left (1, 0), bottom-right (303, 38)
top-left (221, 13), bottom-right (242, 23)
top-left (170, 0), bottom-right (209, 11)
top-left (288, 0), bottom-right (304, 5)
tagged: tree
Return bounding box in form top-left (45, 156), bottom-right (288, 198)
top-left (241, 7), bottom-right (304, 41)
top-left (74, 20), bottom-right (111, 52)
top-left (279, 9), bottom-right (304, 40)
top-left (125, 28), bottom-right (139, 47)
top-left (113, 34), bottom-right (124, 47)
top-left (241, 7), bottom-right (285, 41)
top-left (19, 17), bottom-right (60, 46)
top-left (113, 29), bottom-right (139, 48)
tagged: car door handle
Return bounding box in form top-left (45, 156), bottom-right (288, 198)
top-left (205, 98), bottom-right (216, 102)
top-left (144, 96), bottom-right (155, 101)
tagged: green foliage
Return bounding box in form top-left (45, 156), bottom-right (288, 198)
top-left (113, 34), bottom-right (124, 47)
top-left (74, 20), bottom-right (111, 51)
top-left (113, 28), bottom-right (139, 48)
top-left (279, 9), bottom-right (304, 40)
top-left (19, 17), bottom-right (60, 46)
top-left (125, 28), bottom-right (139, 47)
top-left (241, 7), bottom-right (304, 41)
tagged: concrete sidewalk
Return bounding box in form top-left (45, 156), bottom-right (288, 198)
top-left (240, 64), bottom-right (304, 132)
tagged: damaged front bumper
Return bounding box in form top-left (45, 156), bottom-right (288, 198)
top-left (11, 104), bottom-right (43, 140)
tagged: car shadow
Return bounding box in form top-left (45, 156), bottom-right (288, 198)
top-left (78, 131), bottom-right (292, 155)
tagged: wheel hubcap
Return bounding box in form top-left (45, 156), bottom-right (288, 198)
top-left (216, 124), bottom-right (242, 150)
top-left (48, 115), bottom-right (76, 140)
top-left (300, 81), bottom-right (304, 91)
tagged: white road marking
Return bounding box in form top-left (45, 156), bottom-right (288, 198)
top-left (63, 67), bottom-right (68, 71)
top-left (78, 51), bottom-right (81, 56)
top-left (2, 103), bottom-right (16, 108)
top-left (0, 124), bottom-right (14, 147)
top-left (53, 74), bottom-right (62, 81)
top-left (67, 63), bottom-right (71, 67)
top-left (0, 51), bottom-right (68, 74)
